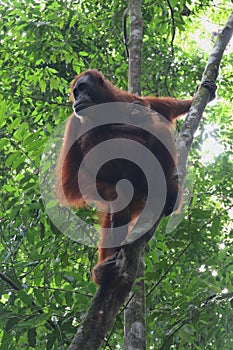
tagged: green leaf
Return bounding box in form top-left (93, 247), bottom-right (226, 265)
top-left (79, 51), bottom-right (88, 56)
top-left (211, 217), bottom-right (220, 235)
top-left (5, 317), bottom-right (19, 331)
top-left (156, 241), bottom-right (168, 251)
top-left (22, 132), bottom-right (40, 146)
top-left (5, 152), bottom-right (23, 168)
top-left (34, 289), bottom-right (45, 307)
top-left (26, 138), bottom-right (45, 151)
top-left (46, 332), bottom-right (57, 350)
top-left (18, 314), bottom-right (51, 328)
top-left (50, 77), bottom-right (59, 91)
top-left (13, 122), bottom-right (29, 140)
top-left (17, 290), bottom-right (32, 307)
top-left (27, 328), bottom-right (36, 347)
top-left (0, 138), bottom-right (9, 147)
top-left (0, 100), bottom-right (7, 126)
top-left (69, 14), bottom-right (79, 28)
top-left (39, 79), bottom-right (46, 92)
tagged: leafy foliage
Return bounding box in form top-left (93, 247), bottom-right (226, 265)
top-left (0, 0), bottom-right (232, 349)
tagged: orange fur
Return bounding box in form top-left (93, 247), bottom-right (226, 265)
top-left (56, 69), bottom-right (192, 285)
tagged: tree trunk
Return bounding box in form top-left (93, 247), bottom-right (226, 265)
top-left (127, 0), bottom-right (143, 95)
top-left (124, 255), bottom-right (146, 350)
top-left (124, 1), bottom-right (146, 349)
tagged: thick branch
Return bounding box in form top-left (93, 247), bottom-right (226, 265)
top-left (68, 212), bottom-right (161, 350)
top-left (0, 272), bottom-right (21, 290)
top-left (176, 10), bottom-right (233, 182)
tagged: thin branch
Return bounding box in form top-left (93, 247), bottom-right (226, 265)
top-left (122, 7), bottom-right (129, 58)
top-left (0, 272), bottom-right (57, 331)
top-left (164, 0), bottom-right (176, 95)
top-left (159, 291), bottom-right (233, 350)
top-left (0, 272), bottom-right (20, 290)
top-left (146, 241), bottom-right (192, 298)
top-left (147, 203), bottom-right (233, 298)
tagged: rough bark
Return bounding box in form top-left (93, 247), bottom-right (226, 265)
top-left (124, 2), bottom-right (146, 349)
top-left (127, 0), bottom-right (143, 94)
top-left (124, 255), bottom-right (146, 350)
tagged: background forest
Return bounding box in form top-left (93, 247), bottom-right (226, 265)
top-left (0, 1), bottom-right (233, 349)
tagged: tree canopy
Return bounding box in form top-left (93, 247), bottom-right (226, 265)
top-left (0, 1), bottom-right (233, 349)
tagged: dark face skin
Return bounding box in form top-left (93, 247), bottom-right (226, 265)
top-left (72, 74), bottom-right (105, 114)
